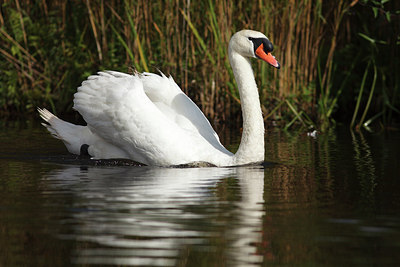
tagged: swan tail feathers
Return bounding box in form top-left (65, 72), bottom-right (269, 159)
top-left (37, 107), bottom-right (88, 155)
top-left (38, 108), bottom-right (65, 140)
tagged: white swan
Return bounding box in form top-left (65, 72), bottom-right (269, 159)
top-left (38, 29), bottom-right (280, 167)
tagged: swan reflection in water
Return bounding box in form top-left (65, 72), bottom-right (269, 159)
top-left (43, 164), bottom-right (266, 266)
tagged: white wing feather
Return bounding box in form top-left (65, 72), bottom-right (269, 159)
top-left (73, 71), bottom-right (231, 166)
top-left (139, 72), bottom-right (223, 147)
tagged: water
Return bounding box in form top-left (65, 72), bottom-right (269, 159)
top-left (1, 121), bottom-right (400, 266)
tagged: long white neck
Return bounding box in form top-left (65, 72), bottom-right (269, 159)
top-left (229, 50), bottom-right (265, 165)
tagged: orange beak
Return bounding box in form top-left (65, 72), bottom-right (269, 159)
top-left (255, 43), bottom-right (280, 69)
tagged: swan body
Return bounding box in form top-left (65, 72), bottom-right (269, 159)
top-left (39, 30), bottom-right (280, 167)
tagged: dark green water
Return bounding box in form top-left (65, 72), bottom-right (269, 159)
top-left (1, 121), bottom-right (400, 266)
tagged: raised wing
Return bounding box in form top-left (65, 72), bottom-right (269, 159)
top-left (73, 71), bottom-right (230, 165)
top-left (139, 72), bottom-right (224, 148)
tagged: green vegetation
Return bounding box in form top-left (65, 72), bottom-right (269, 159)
top-left (0, 0), bottom-right (399, 130)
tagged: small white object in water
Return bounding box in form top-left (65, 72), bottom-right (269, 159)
top-left (307, 130), bottom-right (318, 138)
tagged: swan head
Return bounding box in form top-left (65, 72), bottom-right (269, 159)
top-left (229, 30), bottom-right (280, 69)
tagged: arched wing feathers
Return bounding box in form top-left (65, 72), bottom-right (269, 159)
top-left (73, 71), bottom-right (229, 164)
top-left (139, 72), bottom-right (223, 147)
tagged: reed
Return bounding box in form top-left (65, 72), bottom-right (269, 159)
top-left (0, 0), bottom-right (398, 129)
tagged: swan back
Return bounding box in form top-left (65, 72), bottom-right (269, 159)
top-left (73, 71), bottom-right (232, 166)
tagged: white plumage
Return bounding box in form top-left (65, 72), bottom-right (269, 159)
top-left (39, 30), bottom-right (280, 167)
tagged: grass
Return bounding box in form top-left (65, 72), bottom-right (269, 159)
top-left (0, 0), bottom-right (399, 130)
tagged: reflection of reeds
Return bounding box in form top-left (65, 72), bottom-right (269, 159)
top-left (0, 1), bottom-right (396, 129)
top-left (350, 130), bottom-right (377, 214)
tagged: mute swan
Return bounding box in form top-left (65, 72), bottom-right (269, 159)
top-left (38, 29), bottom-right (280, 167)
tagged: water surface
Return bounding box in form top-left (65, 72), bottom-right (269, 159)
top-left (1, 121), bottom-right (400, 266)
